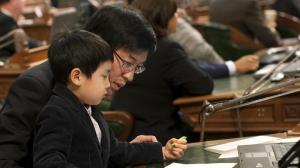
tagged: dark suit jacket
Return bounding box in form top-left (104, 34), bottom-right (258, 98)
top-left (110, 38), bottom-right (214, 144)
top-left (273, 0), bottom-right (300, 19)
top-left (196, 62), bottom-right (229, 78)
top-left (34, 83), bottom-right (163, 168)
top-left (0, 11), bottom-right (18, 57)
top-left (209, 0), bottom-right (280, 47)
top-left (0, 62), bottom-right (54, 168)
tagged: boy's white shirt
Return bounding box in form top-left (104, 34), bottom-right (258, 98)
top-left (85, 106), bottom-right (102, 143)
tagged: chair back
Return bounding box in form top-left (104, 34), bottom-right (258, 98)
top-left (102, 111), bottom-right (133, 141)
top-left (276, 12), bottom-right (300, 38)
top-left (193, 22), bottom-right (261, 60)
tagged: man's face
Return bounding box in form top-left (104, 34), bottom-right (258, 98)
top-left (107, 48), bottom-right (148, 96)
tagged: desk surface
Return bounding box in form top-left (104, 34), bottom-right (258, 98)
top-left (145, 133), bottom-right (289, 168)
top-left (213, 74), bottom-right (255, 94)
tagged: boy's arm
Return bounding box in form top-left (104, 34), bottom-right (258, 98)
top-left (33, 106), bottom-right (77, 168)
top-left (108, 135), bottom-right (163, 167)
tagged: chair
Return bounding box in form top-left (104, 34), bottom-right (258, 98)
top-left (193, 22), bottom-right (263, 61)
top-left (0, 29), bottom-right (29, 59)
top-left (276, 12), bottom-right (300, 38)
top-left (102, 111), bottom-right (133, 141)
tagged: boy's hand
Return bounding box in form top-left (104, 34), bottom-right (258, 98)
top-left (162, 137), bottom-right (187, 160)
top-left (130, 135), bottom-right (158, 143)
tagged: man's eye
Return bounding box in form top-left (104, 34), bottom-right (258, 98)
top-left (124, 61), bottom-right (133, 67)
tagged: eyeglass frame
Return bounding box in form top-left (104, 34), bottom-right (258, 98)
top-left (113, 50), bottom-right (146, 74)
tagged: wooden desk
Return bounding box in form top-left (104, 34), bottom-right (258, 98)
top-left (174, 74), bottom-right (300, 139)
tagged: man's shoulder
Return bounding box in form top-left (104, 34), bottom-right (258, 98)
top-left (16, 61), bottom-right (54, 89)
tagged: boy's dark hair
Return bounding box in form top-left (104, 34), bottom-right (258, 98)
top-left (48, 30), bottom-right (113, 84)
top-left (85, 5), bottom-right (157, 55)
top-left (131, 0), bottom-right (177, 39)
top-left (0, 0), bottom-right (9, 5)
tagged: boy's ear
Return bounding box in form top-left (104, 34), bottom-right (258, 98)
top-left (69, 68), bottom-right (84, 86)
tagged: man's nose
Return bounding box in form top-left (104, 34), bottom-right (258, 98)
top-left (122, 71), bottom-right (135, 82)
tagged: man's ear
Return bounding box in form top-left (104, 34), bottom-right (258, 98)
top-left (69, 68), bottom-right (84, 86)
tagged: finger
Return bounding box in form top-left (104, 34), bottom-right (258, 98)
top-left (176, 139), bottom-right (187, 144)
top-left (170, 148), bottom-right (184, 158)
top-left (172, 143), bottom-right (187, 150)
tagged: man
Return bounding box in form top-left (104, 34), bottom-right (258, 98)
top-left (273, 0), bottom-right (300, 19)
top-left (169, 17), bottom-right (259, 78)
top-left (0, 0), bottom-right (41, 57)
top-left (209, 0), bottom-right (280, 47)
top-left (0, 6), bottom-right (186, 168)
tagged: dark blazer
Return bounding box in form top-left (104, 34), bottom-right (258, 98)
top-left (110, 38), bottom-right (214, 144)
top-left (209, 0), bottom-right (280, 47)
top-left (196, 62), bottom-right (229, 78)
top-left (34, 83), bottom-right (163, 168)
top-left (0, 11), bottom-right (18, 57)
top-left (0, 62), bottom-right (54, 168)
top-left (273, 0), bottom-right (300, 19)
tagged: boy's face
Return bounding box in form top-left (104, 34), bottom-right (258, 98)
top-left (107, 48), bottom-right (148, 96)
top-left (76, 61), bottom-right (112, 105)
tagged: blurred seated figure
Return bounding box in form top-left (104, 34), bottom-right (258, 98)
top-left (272, 0), bottom-right (300, 19)
top-left (0, 28), bottom-right (28, 58)
top-left (168, 1), bottom-right (259, 78)
top-left (0, 0), bottom-right (42, 58)
top-left (209, 0), bottom-right (281, 47)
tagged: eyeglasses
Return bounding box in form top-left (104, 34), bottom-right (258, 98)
top-left (114, 51), bottom-right (146, 74)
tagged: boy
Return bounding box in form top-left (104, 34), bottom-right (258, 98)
top-left (33, 30), bottom-right (187, 168)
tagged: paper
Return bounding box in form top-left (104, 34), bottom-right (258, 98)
top-left (218, 150), bottom-right (239, 159)
top-left (205, 136), bottom-right (281, 158)
top-left (165, 163), bottom-right (237, 168)
top-left (270, 137), bottom-right (300, 143)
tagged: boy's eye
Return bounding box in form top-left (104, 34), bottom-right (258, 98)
top-left (102, 74), bottom-right (109, 79)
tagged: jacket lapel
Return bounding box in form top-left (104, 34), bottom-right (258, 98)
top-left (52, 83), bottom-right (102, 149)
top-left (91, 107), bottom-right (110, 167)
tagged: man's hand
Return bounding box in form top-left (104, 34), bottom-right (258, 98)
top-left (130, 135), bottom-right (158, 143)
top-left (162, 137), bottom-right (187, 160)
top-left (235, 55), bottom-right (259, 74)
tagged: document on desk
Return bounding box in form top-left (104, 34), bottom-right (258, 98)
top-left (205, 136), bottom-right (281, 159)
top-left (165, 162), bottom-right (237, 168)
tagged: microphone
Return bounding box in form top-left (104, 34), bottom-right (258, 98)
top-left (199, 77), bottom-right (300, 142)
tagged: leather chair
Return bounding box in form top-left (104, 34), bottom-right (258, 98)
top-left (0, 29), bottom-right (28, 57)
top-left (193, 22), bottom-right (263, 61)
top-left (276, 12), bottom-right (300, 38)
top-left (102, 111), bottom-right (134, 141)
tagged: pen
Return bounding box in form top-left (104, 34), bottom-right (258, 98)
top-left (171, 136), bottom-right (187, 148)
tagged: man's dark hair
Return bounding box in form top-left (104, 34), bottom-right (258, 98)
top-left (48, 30), bottom-right (113, 84)
top-left (85, 5), bottom-right (157, 55)
top-left (0, 0), bottom-right (9, 5)
top-left (131, 0), bottom-right (177, 39)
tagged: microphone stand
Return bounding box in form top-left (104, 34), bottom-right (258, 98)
top-left (243, 46), bottom-right (299, 96)
top-left (199, 77), bottom-right (300, 142)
